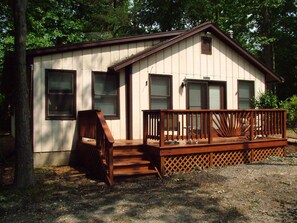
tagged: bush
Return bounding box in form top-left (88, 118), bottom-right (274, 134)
top-left (253, 90), bottom-right (279, 109)
top-left (282, 95), bottom-right (297, 134)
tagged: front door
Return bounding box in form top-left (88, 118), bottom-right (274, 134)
top-left (187, 81), bottom-right (226, 109)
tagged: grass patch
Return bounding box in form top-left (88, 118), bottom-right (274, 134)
top-left (287, 129), bottom-right (297, 138)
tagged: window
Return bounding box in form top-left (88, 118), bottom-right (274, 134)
top-left (201, 36), bottom-right (212, 55)
top-left (238, 80), bottom-right (254, 109)
top-left (149, 74), bottom-right (172, 109)
top-left (45, 69), bottom-right (76, 120)
top-left (92, 71), bottom-right (119, 118)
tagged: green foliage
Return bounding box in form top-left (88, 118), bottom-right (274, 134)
top-left (253, 90), bottom-right (279, 108)
top-left (133, 0), bottom-right (188, 32)
top-left (0, 0), bottom-right (296, 104)
top-left (282, 95), bottom-right (297, 134)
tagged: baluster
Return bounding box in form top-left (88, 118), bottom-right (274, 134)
top-left (195, 112), bottom-right (199, 142)
top-left (250, 111), bottom-right (254, 141)
top-left (181, 113), bottom-right (185, 140)
top-left (160, 111), bottom-right (165, 147)
top-left (172, 112), bottom-right (175, 141)
top-left (208, 112), bottom-right (213, 144)
top-left (177, 112), bottom-right (180, 140)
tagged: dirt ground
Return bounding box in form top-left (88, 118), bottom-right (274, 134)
top-left (0, 137), bottom-right (296, 223)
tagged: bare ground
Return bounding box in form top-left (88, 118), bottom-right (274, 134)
top-left (0, 137), bottom-right (296, 223)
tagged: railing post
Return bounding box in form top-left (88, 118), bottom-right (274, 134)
top-left (250, 111), bottom-right (254, 141)
top-left (143, 111), bottom-right (148, 145)
top-left (208, 111), bottom-right (213, 144)
top-left (250, 149), bottom-right (254, 162)
top-left (160, 110), bottom-right (165, 147)
top-left (282, 110), bottom-right (287, 139)
top-left (108, 142), bottom-right (114, 185)
top-left (209, 152), bottom-right (213, 167)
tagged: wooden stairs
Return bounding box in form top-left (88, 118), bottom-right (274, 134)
top-left (77, 110), bottom-right (159, 185)
top-left (111, 144), bottom-right (159, 178)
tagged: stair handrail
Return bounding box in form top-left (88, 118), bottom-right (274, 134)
top-left (95, 111), bottom-right (115, 185)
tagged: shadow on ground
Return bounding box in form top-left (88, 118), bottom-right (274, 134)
top-left (0, 167), bottom-right (248, 223)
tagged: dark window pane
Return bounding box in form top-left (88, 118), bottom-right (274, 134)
top-left (238, 81), bottom-right (254, 109)
top-left (151, 98), bottom-right (170, 110)
top-left (150, 75), bottom-right (172, 109)
top-left (239, 82), bottom-right (251, 98)
top-left (94, 74), bottom-right (117, 95)
top-left (239, 99), bottom-right (251, 109)
top-left (94, 96), bottom-right (117, 116)
top-left (151, 77), bottom-right (170, 96)
top-left (48, 94), bottom-right (73, 115)
top-left (48, 72), bottom-right (73, 93)
top-left (93, 72), bottom-right (119, 117)
top-left (189, 84), bottom-right (202, 109)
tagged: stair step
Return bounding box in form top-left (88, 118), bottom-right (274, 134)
top-left (114, 166), bottom-right (157, 176)
top-left (113, 159), bottom-right (151, 167)
top-left (113, 149), bottom-right (145, 157)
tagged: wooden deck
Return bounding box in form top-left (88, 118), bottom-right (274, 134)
top-left (77, 109), bottom-right (287, 185)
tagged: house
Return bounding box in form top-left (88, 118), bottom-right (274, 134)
top-left (5, 22), bottom-right (287, 183)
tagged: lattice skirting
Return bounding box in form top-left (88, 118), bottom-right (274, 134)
top-left (164, 153), bottom-right (210, 174)
top-left (163, 146), bottom-right (285, 175)
top-left (253, 147), bottom-right (285, 162)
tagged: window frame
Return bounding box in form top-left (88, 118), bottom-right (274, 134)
top-left (45, 69), bottom-right (76, 120)
top-left (92, 71), bottom-right (120, 119)
top-left (201, 36), bottom-right (212, 55)
top-left (238, 80), bottom-right (255, 109)
top-left (149, 74), bottom-right (173, 110)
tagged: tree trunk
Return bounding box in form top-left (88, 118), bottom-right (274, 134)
top-left (13, 0), bottom-right (35, 188)
top-left (262, 6), bottom-right (274, 70)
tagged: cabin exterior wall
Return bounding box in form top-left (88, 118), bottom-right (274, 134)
top-left (32, 40), bottom-right (158, 165)
top-left (30, 31), bottom-right (268, 166)
top-left (130, 33), bottom-right (265, 139)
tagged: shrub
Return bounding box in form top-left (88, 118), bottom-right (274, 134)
top-left (253, 90), bottom-right (279, 109)
top-left (282, 95), bottom-right (297, 134)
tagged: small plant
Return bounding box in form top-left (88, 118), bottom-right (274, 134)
top-left (174, 177), bottom-right (186, 182)
top-left (253, 90), bottom-right (279, 108)
top-left (281, 95), bottom-right (297, 134)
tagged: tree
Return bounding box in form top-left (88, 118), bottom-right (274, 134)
top-left (76, 0), bottom-right (133, 39)
top-left (13, 0), bottom-right (35, 188)
top-left (282, 95), bottom-right (297, 134)
top-left (133, 0), bottom-right (188, 32)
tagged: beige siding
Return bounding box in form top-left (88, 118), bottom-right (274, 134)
top-left (32, 33), bottom-right (267, 151)
top-left (33, 40), bottom-right (157, 153)
top-left (130, 33), bottom-right (266, 139)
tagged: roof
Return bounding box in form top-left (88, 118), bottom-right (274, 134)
top-left (26, 30), bottom-right (185, 57)
top-left (108, 22), bottom-right (283, 83)
top-left (26, 22), bottom-right (283, 83)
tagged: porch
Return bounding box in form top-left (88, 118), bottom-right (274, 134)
top-left (77, 109), bottom-right (287, 185)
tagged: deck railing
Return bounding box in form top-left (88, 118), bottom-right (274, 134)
top-left (78, 110), bottom-right (115, 185)
top-left (143, 109), bottom-right (286, 147)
